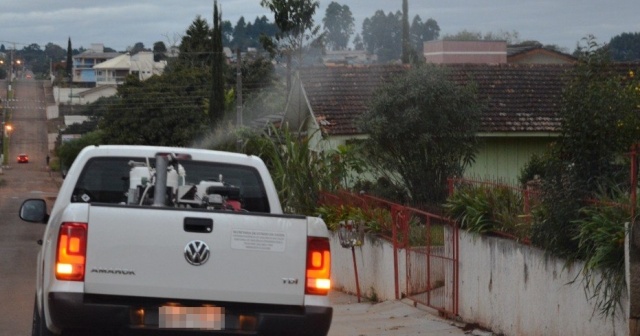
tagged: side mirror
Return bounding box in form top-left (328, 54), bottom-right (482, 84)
top-left (19, 199), bottom-right (49, 224)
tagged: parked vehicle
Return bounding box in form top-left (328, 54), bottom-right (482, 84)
top-left (20, 145), bottom-right (333, 335)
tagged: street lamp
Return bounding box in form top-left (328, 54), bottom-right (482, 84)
top-left (2, 123), bottom-right (12, 166)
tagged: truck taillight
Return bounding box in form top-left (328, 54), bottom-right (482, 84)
top-left (56, 222), bottom-right (88, 281)
top-left (306, 237), bottom-right (331, 295)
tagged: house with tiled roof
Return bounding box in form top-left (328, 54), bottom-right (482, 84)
top-left (507, 46), bottom-right (576, 64)
top-left (423, 40), bottom-right (576, 65)
top-left (282, 63), bottom-right (572, 184)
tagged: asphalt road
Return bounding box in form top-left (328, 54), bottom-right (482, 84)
top-left (0, 79), bottom-right (59, 336)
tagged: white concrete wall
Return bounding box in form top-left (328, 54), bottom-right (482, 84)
top-left (330, 229), bottom-right (630, 335)
top-left (54, 87), bottom-right (86, 104)
top-left (458, 231), bottom-right (628, 336)
top-left (47, 133), bottom-right (57, 152)
top-left (46, 105), bottom-right (59, 120)
top-left (330, 232), bottom-right (405, 301)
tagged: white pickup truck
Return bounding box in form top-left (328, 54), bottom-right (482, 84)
top-left (20, 145), bottom-right (333, 336)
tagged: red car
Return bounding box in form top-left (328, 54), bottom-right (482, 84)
top-left (17, 154), bottom-right (29, 163)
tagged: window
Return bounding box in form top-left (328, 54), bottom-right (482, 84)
top-left (72, 157), bottom-right (270, 213)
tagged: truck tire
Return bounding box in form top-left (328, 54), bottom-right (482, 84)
top-left (32, 296), bottom-right (55, 336)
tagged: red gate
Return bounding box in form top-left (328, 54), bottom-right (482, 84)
top-left (319, 191), bottom-right (459, 317)
top-left (393, 205), bottom-right (459, 317)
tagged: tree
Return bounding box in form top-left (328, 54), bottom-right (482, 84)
top-left (443, 29), bottom-right (520, 45)
top-left (260, 0), bottom-right (323, 66)
top-left (153, 41), bottom-right (167, 62)
top-left (231, 16), bottom-right (249, 50)
top-left (226, 53), bottom-right (276, 98)
top-left (128, 42), bottom-right (147, 55)
top-left (352, 34), bottom-right (364, 51)
top-left (66, 37), bottom-right (73, 81)
top-left (531, 36), bottom-right (640, 255)
top-left (98, 70), bottom-right (210, 146)
top-left (322, 2), bottom-right (355, 51)
top-left (248, 16), bottom-right (278, 48)
top-left (401, 0), bottom-right (410, 64)
top-left (44, 43), bottom-right (66, 62)
top-left (362, 10), bottom-right (403, 63)
top-left (177, 16), bottom-right (213, 68)
top-left (410, 16), bottom-right (440, 52)
top-left (210, 0), bottom-right (226, 126)
top-left (222, 20), bottom-right (234, 46)
top-left (358, 65), bottom-right (482, 204)
top-left (56, 131), bottom-right (104, 171)
top-left (609, 32), bottom-right (640, 61)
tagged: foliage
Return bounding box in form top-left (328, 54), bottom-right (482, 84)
top-left (152, 41), bottom-right (167, 62)
top-left (260, 0), bottom-right (323, 66)
top-left (316, 203), bottom-right (444, 246)
top-left (56, 131), bottom-right (104, 171)
top-left (361, 10), bottom-right (402, 63)
top-left (229, 125), bottom-right (363, 215)
top-left (443, 29), bottom-right (521, 45)
top-left (241, 124), bottom-right (352, 214)
top-left (128, 42), bottom-right (147, 55)
top-left (361, 10), bottom-right (439, 63)
top-left (358, 64), bottom-right (482, 205)
top-left (322, 2), bottom-right (355, 51)
top-left (98, 70), bottom-right (210, 146)
top-left (66, 38), bottom-right (73, 79)
top-left (559, 36), bottom-right (640, 193)
top-left (531, 36), bottom-right (640, 257)
top-left (409, 16), bottom-right (440, 55)
top-left (228, 16), bottom-right (278, 50)
top-left (517, 152), bottom-right (548, 187)
top-left (609, 32), bottom-right (640, 62)
top-left (315, 204), bottom-right (371, 231)
top-left (444, 184), bottom-right (530, 240)
top-left (353, 177), bottom-right (410, 205)
top-left (225, 53), bottom-right (277, 98)
top-left (572, 184), bottom-right (630, 317)
top-left (176, 16), bottom-right (213, 69)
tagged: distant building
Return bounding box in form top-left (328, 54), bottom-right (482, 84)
top-left (424, 41), bottom-right (508, 64)
top-left (424, 40), bottom-right (575, 65)
top-left (93, 51), bottom-right (166, 86)
top-left (507, 45), bottom-right (576, 64)
top-left (322, 50), bottom-right (378, 65)
top-left (72, 43), bottom-right (121, 86)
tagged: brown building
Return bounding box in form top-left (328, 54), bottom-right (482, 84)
top-left (424, 40), bottom-right (576, 65)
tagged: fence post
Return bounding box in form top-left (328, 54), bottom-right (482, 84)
top-left (391, 205), bottom-right (403, 300)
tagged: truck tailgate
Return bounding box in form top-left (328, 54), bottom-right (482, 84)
top-left (84, 205), bottom-right (308, 306)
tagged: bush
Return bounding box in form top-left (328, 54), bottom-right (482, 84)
top-left (444, 184), bottom-right (530, 240)
top-left (518, 153), bottom-right (547, 187)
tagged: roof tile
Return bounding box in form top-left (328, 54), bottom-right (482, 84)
top-left (298, 64), bottom-right (571, 135)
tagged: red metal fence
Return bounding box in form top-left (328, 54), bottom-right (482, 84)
top-left (319, 191), bottom-right (459, 317)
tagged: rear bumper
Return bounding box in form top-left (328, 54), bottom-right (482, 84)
top-left (48, 292), bottom-right (332, 336)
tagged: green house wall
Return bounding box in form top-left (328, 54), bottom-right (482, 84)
top-left (466, 136), bottom-right (556, 185)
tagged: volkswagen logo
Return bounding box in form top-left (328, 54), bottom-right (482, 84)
top-left (184, 240), bottom-right (210, 266)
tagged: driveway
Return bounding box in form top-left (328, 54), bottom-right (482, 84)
top-left (328, 291), bottom-right (471, 336)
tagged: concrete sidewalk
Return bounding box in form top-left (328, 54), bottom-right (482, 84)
top-left (327, 291), bottom-right (470, 336)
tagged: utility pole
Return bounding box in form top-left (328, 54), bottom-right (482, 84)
top-left (9, 43), bottom-right (15, 90)
top-left (236, 49), bottom-right (243, 127)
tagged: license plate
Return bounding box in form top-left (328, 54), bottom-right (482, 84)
top-left (159, 306), bottom-right (225, 330)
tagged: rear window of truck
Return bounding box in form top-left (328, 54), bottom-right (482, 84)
top-left (72, 157), bottom-right (271, 213)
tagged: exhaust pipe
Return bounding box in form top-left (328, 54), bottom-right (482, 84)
top-left (153, 154), bottom-right (168, 207)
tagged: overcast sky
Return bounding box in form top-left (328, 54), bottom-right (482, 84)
top-left (1, 0), bottom-right (638, 54)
